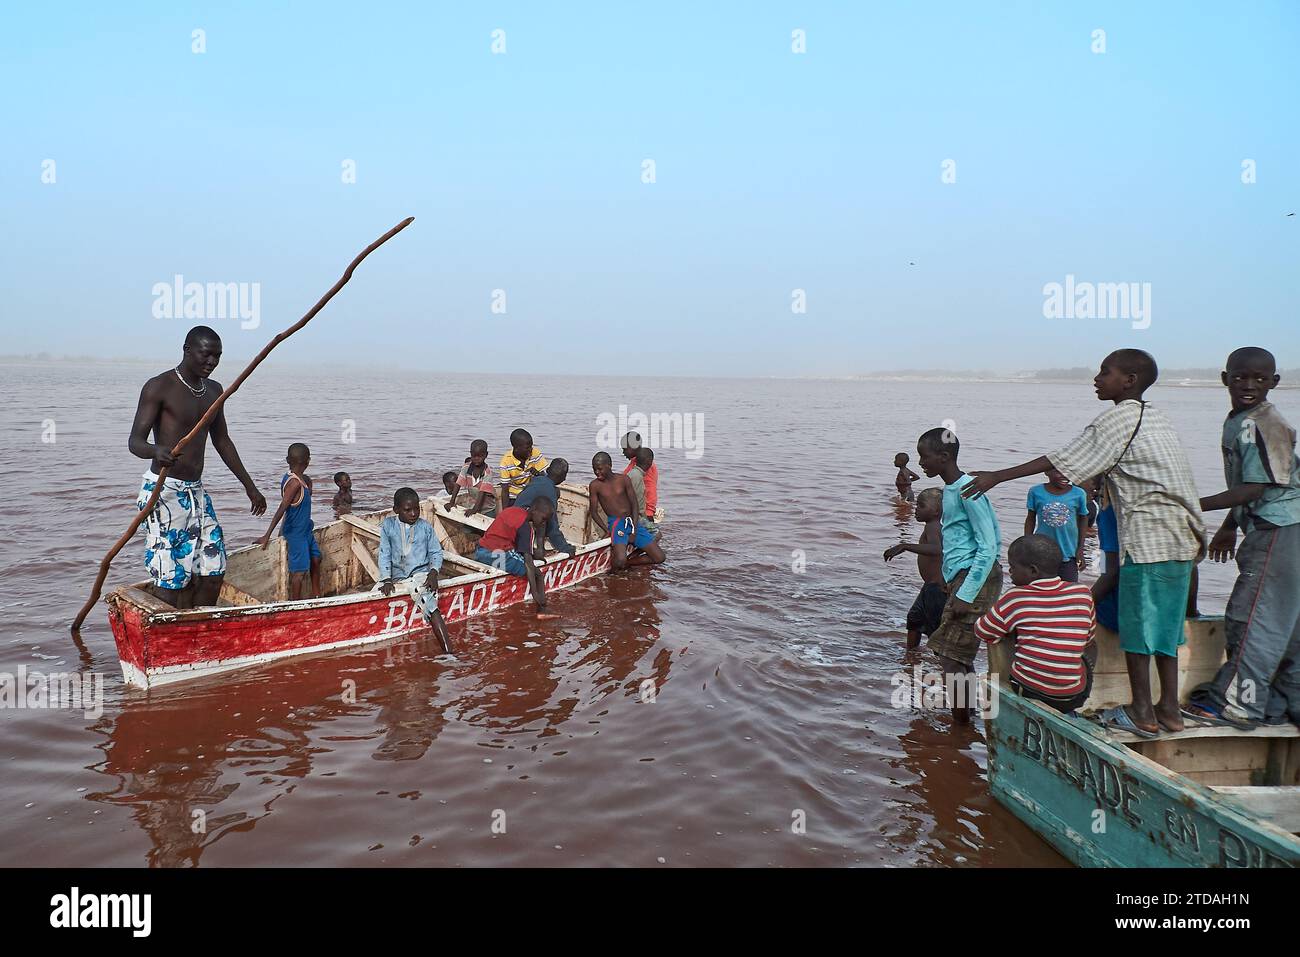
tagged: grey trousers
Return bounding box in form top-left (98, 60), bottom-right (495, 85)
top-left (1190, 523), bottom-right (1300, 722)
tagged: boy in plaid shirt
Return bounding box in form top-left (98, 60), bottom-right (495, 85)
top-left (962, 350), bottom-right (1205, 737)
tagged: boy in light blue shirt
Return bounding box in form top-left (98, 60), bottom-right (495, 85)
top-left (1024, 467), bottom-right (1090, 582)
top-left (376, 487), bottom-right (450, 652)
top-left (915, 426), bottom-right (1003, 724)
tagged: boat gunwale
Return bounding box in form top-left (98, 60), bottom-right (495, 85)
top-left (990, 685), bottom-right (1300, 854)
top-left (108, 537), bottom-right (614, 624)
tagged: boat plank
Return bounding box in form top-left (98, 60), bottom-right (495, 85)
top-left (350, 537), bottom-right (380, 583)
top-left (1106, 724), bottom-right (1300, 744)
top-left (340, 514), bottom-right (381, 538)
top-left (1210, 786), bottom-right (1300, 833)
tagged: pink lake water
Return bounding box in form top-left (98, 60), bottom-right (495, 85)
top-left (0, 360), bottom-right (1255, 866)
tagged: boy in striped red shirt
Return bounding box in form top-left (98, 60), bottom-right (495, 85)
top-left (975, 534), bottom-right (1097, 714)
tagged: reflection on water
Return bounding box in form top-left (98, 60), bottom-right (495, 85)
top-left (1, 363), bottom-right (1246, 866)
top-left (87, 583), bottom-right (672, 867)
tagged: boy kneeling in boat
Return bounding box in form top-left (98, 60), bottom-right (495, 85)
top-left (377, 487), bottom-right (450, 650)
top-left (975, 534), bottom-right (1097, 715)
top-left (475, 498), bottom-right (558, 618)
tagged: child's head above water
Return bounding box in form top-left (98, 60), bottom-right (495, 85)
top-left (287, 442), bottom-right (310, 470)
top-left (392, 487), bottom-right (421, 524)
top-left (1222, 346), bottom-right (1278, 413)
top-left (334, 471), bottom-right (350, 491)
top-left (1007, 534), bottom-right (1064, 587)
top-left (509, 429), bottom-right (533, 460)
top-left (916, 427), bottom-right (959, 477)
top-left (441, 471), bottom-right (458, 496)
top-left (894, 452), bottom-right (909, 468)
top-left (915, 487), bottom-right (942, 522)
top-left (468, 438), bottom-right (489, 466)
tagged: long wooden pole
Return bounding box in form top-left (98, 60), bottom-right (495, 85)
top-left (71, 216), bottom-right (415, 633)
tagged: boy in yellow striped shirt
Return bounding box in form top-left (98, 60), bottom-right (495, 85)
top-left (498, 428), bottom-right (548, 510)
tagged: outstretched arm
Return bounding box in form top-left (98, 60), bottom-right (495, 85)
top-left (962, 455), bottom-right (1054, 500)
top-left (883, 541), bottom-right (941, 561)
top-left (209, 399), bottom-right (267, 515)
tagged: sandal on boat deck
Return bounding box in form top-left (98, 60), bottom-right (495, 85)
top-left (1180, 703), bottom-right (1254, 730)
top-left (1094, 706), bottom-right (1159, 739)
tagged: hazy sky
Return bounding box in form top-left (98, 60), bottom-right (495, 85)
top-left (3, 3), bottom-right (1297, 377)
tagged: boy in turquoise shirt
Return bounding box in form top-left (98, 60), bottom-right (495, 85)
top-left (916, 426), bottom-right (1004, 724)
top-left (1187, 347), bottom-right (1300, 727)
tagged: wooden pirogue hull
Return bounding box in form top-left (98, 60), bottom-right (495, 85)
top-left (986, 618), bottom-right (1300, 867)
top-left (106, 485), bottom-right (612, 689)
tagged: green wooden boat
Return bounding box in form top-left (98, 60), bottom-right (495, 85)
top-left (986, 617), bottom-right (1300, 867)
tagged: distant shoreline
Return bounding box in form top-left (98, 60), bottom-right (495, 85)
top-left (4, 355), bottom-right (1297, 388)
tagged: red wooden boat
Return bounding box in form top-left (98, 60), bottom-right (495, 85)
top-left (107, 483), bottom-right (611, 689)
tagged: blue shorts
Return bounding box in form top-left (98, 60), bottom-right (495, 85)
top-left (608, 516), bottom-right (655, 549)
top-left (475, 545), bottom-right (528, 577)
top-left (285, 528), bottom-right (321, 574)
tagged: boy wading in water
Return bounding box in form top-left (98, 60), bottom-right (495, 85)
top-left (1187, 347), bottom-right (1300, 728)
top-left (332, 471), bottom-right (353, 517)
top-left (963, 350), bottom-right (1205, 737)
top-left (257, 443), bottom-right (322, 599)
top-left (884, 486), bottom-right (945, 649)
top-left (916, 427), bottom-right (1004, 724)
top-left (894, 452), bottom-right (921, 502)
top-left (129, 325), bottom-right (267, 608)
top-left (588, 452), bottom-right (664, 571)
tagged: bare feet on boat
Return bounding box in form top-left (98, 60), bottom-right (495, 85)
top-left (1123, 705), bottom-right (1162, 737)
top-left (1154, 703), bottom-right (1185, 733)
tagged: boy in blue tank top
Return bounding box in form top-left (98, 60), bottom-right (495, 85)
top-left (257, 443), bottom-right (322, 599)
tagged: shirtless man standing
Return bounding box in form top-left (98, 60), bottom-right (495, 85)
top-left (128, 326), bottom-right (267, 608)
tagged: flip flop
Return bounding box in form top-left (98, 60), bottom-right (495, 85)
top-left (1180, 703), bottom-right (1253, 730)
top-left (1095, 706), bottom-right (1159, 739)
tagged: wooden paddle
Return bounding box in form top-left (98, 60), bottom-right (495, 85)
top-left (70, 216), bottom-right (415, 634)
